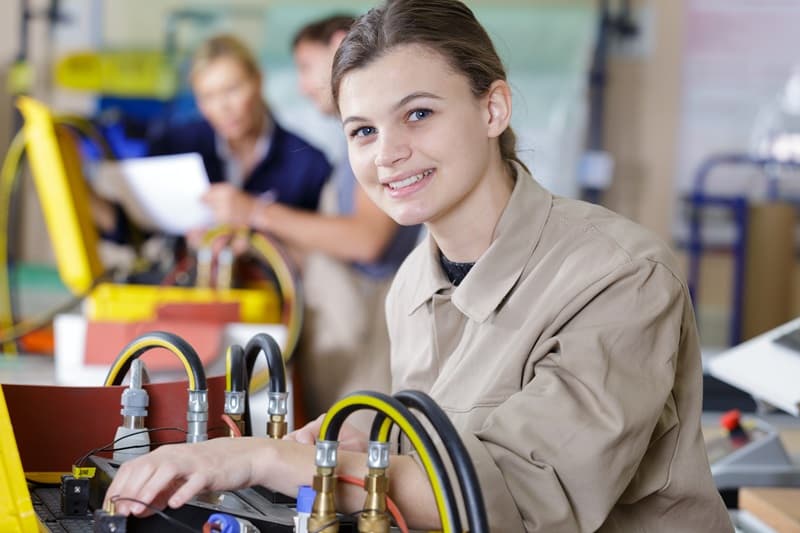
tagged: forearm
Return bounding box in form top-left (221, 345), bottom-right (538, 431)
top-left (250, 202), bottom-right (392, 264)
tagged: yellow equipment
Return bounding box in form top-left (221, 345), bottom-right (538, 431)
top-left (54, 50), bottom-right (177, 99)
top-left (12, 96), bottom-right (289, 353)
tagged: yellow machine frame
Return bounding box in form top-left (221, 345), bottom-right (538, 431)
top-left (0, 385), bottom-right (41, 533)
top-left (16, 96), bottom-right (280, 325)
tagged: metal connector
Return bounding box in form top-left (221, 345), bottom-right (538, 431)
top-left (315, 440), bottom-right (338, 468)
top-left (224, 390), bottom-right (245, 415)
top-left (266, 391), bottom-right (289, 439)
top-left (186, 389), bottom-right (208, 443)
top-left (216, 247), bottom-right (234, 290)
top-left (358, 467), bottom-right (390, 533)
top-left (366, 442), bottom-right (390, 469)
top-left (267, 391), bottom-right (288, 416)
top-left (196, 247), bottom-right (212, 288)
top-left (114, 359), bottom-right (150, 461)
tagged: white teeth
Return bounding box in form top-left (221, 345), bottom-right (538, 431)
top-left (388, 169), bottom-right (432, 190)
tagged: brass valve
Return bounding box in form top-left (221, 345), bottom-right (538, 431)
top-left (358, 467), bottom-right (390, 533)
top-left (308, 466), bottom-right (338, 533)
top-left (358, 441), bottom-right (391, 533)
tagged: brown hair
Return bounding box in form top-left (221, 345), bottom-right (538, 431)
top-left (331, 0), bottom-right (525, 171)
top-left (190, 34), bottom-right (261, 82)
top-left (292, 14), bottom-right (356, 50)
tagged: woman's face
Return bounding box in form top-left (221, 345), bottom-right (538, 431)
top-left (192, 56), bottom-right (263, 142)
top-left (294, 40), bottom-right (338, 116)
top-left (337, 44), bottom-right (499, 228)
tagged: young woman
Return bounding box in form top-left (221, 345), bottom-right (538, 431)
top-left (244, 16), bottom-right (422, 426)
top-left (105, 1), bottom-right (733, 531)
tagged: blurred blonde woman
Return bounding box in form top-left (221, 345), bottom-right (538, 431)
top-left (98, 34), bottom-right (331, 243)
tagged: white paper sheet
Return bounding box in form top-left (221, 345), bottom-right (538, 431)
top-left (93, 153), bottom-right (215, 235)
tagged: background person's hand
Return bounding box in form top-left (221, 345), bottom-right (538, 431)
top-left (202, 183), bottom-right (258, 227)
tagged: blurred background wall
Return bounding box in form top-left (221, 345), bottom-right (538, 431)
top-left (2, 0), bottom-right (800, 350)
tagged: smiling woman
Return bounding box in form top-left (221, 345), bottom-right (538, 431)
top-left (103, 2), bottom-right (734, 531)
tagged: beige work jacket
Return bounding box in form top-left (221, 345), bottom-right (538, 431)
top-left (386, 165), bottom-right (733, 532)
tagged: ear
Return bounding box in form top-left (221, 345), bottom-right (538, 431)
top-left (330, 30), bottom-right (349, 50)
top-left (484, 80), bottom-right (512, 139)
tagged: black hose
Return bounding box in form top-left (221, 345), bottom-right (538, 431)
top-left (242, 333), bottom-right (286, 437)
top-left (326, 390), bottom-right (462, 533)
top-left (394, 390), bottom-right (489, 533)
top-left (243, 332), bottom-right (286, 392)
top-left (104, 330), bottom-right (206, 390)
top-left (226, 344), bottom-right (246, 392)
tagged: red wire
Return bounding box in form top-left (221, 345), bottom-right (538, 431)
top-left (337, 474), bottom-right (409, 533)
top-left (221, 413), bottom-right (242, 437)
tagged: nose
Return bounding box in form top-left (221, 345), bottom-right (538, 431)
top-left (374, 130), bottom-right (411, 168)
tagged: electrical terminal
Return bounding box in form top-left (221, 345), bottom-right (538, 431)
top-left (92, 500), bottom-right (127, 533)
top-left (60, 474), bottom-right (90, 516)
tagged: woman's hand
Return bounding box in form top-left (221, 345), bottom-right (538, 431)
top-left (284, 413), bottom-right (369, 453)
top-left (104, 437), bottom-right (267, 516)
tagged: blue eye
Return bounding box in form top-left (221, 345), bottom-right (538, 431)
top-left (408, 109), bottom-right (432, 122)
top-left (349, 126), bottom-right (376, 138)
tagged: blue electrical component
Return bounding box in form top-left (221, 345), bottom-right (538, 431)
top-left (296, 485), bottom-right (316, 514)
top-left (205, 512), bottom-right (260, 533)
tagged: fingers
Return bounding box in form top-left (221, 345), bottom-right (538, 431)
top-left (105, 445), bottom-right (194, 516)
top-left (284, 414), bottom-right (325, 445)
top-left (167, 471), bottom-right (211, 509)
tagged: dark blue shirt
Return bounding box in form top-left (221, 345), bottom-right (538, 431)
top-left (149, 118), bottom-right (331, 211)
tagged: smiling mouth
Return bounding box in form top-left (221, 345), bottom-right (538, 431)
top-left (387, 169), bottom-right (434, 190)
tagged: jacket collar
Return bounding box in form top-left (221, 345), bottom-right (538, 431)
top-left (407, 163), bottom-right (552, 322)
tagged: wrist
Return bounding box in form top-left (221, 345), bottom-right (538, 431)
top-left (247, 195), bottom-right (275, 231)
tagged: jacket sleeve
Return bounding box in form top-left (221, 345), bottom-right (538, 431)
top-left (465, 259), bottom-right (685, 532)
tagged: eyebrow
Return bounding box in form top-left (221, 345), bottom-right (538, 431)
top-left (341, 91), bottom-right (443, 128)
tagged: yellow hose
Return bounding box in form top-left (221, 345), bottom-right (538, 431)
top-left (320, 392), bottom-right (457, 533)
top-left (200, 226), bottom-right (303, 393)
top-left (0, 131), bottom-right (28, 354)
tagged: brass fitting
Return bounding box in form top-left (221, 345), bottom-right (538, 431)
top-left (358, 441), bottom-right (391, 533)
top-left (216, 247), bottom-right (234, 290)
top-left (308, 466), bottom-right (338, 533)
top-left (267, 414), bottom-right (287, 439)
top-left (358, 467), bottom-right (390, 533)
top-left (266, 391), bottom-right (288, 439)
top-left (227, 413), bottom-right (245, 437)
top-left (196, 247), bottom-right (212, 288)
